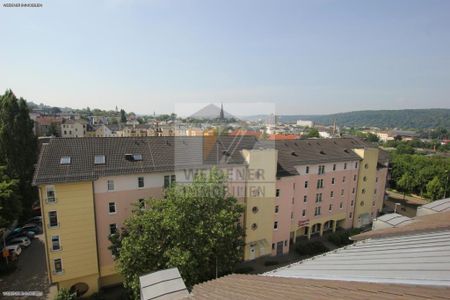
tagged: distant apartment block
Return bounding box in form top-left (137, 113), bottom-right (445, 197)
top-left (376, 130), bottom-right (418, 142)
top-left (296, 120), bottom-right (314, 127)
top-left (34, 116), bottom-right (63, 137)
top-left (61, 120), bottom-right (87, 138)
top-left (33, 136), bottom-right (387, 296)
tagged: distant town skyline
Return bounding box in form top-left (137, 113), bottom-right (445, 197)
top-left (1, 0), bottom-right (450, 115)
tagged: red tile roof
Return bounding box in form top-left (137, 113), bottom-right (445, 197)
top-left (229, 130), bottom-right (262, 138)
top-left (267, 134), bottom-right (300, 140)
top-left (190, 274), bottom-right (450, 300)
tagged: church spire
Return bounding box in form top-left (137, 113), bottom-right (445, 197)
top-left (220, 103), bottom-right (224, 120)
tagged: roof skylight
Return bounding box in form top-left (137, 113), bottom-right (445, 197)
top-left (60, 156), bottom-right (71, 165)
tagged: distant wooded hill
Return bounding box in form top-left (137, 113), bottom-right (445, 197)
top-left (278, 109), bottom-right (450, 130)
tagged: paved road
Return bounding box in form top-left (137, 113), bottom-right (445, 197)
top-left (0, 235), bottom-right (54, 300)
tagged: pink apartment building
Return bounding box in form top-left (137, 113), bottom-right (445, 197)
top-left (270, 139), bottom-right (388, 256)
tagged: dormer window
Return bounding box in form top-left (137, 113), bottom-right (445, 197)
top-left (94, 155), bottom-right (106, 165)
top-left (125, 154), bottom-right (142, 161)
top-left (60, 156), bottom-right (71, 165)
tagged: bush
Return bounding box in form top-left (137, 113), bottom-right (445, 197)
top-left (0, 260), bottom-right (17, 276)
top-left (295, 241), bottom-right (328, 256)
top-left (263, 260), bottom-right (279, 266)
top-left (54, 288), bottom-right (76, 300)
top-left (234, 266), bottom-right (254, 274)
top-left (89, 292), bottom-right (106, 300)
top-left (327, 228), bottom-right (362, 247)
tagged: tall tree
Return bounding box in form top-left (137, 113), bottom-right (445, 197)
top-left (0, 90), bottom-right (38, 220)
top-left (397, 173), bottom-right (415, 199)
top-left (120, 109), bottom-right (127, 123)
top-left (0, 166), bottom-right (21, 228)
top-left (110, 168), bottom-right (244, 299)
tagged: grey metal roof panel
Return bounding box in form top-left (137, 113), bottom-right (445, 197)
top-left (265, 230), bottom-right (450, 287)
top-left (139, 268), bottom-right (188, 300)
top-left (422, 198), bottom-right (450, 212)
top-left (374, 213), bottom-right (414, 227)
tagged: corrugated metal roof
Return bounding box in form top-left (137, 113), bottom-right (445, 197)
top-left (265, 230), bottom-right (450, 287)
top-left (375, 213), bottom-right (413, 226)
top-left (421, 198), bottom-right (450, 212)
top-left (139, 268), bottom-right (188, 300)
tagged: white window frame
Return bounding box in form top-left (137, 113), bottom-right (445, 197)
top-left (107, 180), bottom-right (114, 191)
top-left (51, 235), bottom-right (61, 251)
top-left (109, 223), bottom-right (117, 235)
top-left (46, 185), bottom-right (56, 203)
top-left (94, 155), bottom-right (106, 165)
top-left (60, 156), bottom-right (71, 165)
top-left (108, 202), bottom-right (117, 214)
top-left (48, 211), bottom-right (58, 228)
top-left (53, 258), bottom-right (63, 274)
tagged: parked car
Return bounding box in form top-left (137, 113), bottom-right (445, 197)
top-left (7, 227), bottom-right (36, 240)
top-left (25, 216), bottom-right (42, 226)
top-left (21, 224), bottom-right (42, 235)
top-left (7, 236), bottom-right (31, 248)
top-left (4, 244), bottom-right (22, 257)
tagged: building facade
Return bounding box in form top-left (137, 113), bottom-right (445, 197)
top-left (33, 137), bottom-right (387, 296)
top-left (61, 120), bottom-right (87, 138)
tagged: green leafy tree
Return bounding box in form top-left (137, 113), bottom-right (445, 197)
top-left (306, 128), bottom-right (320, 138)
top-left (111, 168), bottom-right (244, 299)
top-left (366, 133), bottom-right (379, 143)
top-left (0, 166), bottom-right (21, 228)
top-left (395, 143), bottom-right (415, 155)
top-left (397, 173), bottom-right (415, 199)
top-left (425, 176), bottom-right (445, 200)
top-left (389, 151), bottom-right (450, 200)
top-left (0, 90), bottom-right (37, 220)
top-left (46, 122), bottom-right (58, 136)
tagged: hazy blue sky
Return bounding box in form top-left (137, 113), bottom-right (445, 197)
top-left (1, 0), bottom-right (449, 115)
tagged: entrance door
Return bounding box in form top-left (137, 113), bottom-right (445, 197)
top-left (249, 245), bottom-right (256, 260)
top-left (276, 241), bottom-right (283, 256)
